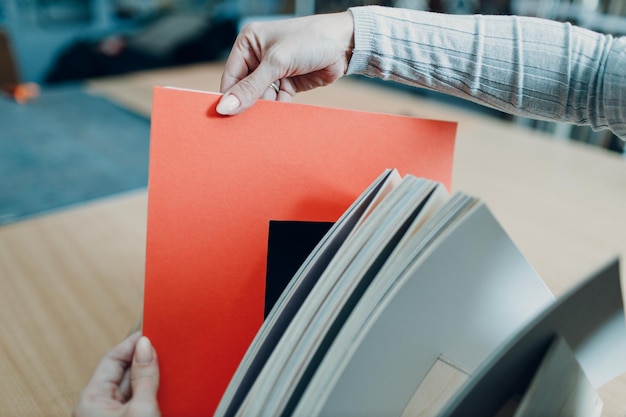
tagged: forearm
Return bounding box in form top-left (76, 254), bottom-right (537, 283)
top-left (347, 6), bottom-right (626, 139)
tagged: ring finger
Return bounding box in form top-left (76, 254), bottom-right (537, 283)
top-left (261, 80), bottom-right (281, 100)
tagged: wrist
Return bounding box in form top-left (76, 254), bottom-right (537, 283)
top-left (339, 11), bottom-right (355, 70)
top-left (325, 10), bottom-right (355, 73)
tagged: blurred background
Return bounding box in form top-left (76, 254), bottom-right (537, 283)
top-left (1, 0), bottom-right (625, 149)
top-left (0, 0), bottom-right (625, 225)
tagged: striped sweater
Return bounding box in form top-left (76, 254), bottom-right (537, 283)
top-left (348, 6), bottom-right (626, 140)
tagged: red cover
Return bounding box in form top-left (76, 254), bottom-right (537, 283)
top-left (143, 87), bottom-right (456, 416)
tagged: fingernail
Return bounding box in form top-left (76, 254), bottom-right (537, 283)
top-left (135, 336), bottom-right (154, 364)
top-left (216, 94), bottom-right (240, 115)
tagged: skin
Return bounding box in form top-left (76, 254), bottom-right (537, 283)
top-left (73, 332), bottom-right (161, 417)
top-left (217, 11), bottom-right (355, 115)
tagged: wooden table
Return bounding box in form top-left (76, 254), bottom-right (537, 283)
top-left (2, 62), bottom-right (625, 416)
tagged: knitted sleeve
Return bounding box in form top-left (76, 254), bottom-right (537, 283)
top-left (347, 6), bottom-right (626, 140)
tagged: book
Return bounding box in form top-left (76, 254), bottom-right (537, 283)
top-left (143, 87), bottom-right (456, 416)
top-left (510, 337), bottom-right (602, 417)
top-left (144, 86), bottom-right (626, 417)
top-left (214, 169), bottom-right (557, 417)
top-left (440, 256), bottom-right (626, 417)
top-left (216, 171), bottom-right (626, 417)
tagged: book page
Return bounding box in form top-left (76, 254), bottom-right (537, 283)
top-left (295, 202), bottom-right (554, 417)
top-left (400, 358), bottom-right (469, 417)
top-left (442, 257), bottom-right (624, 417)
top-left (513, 337), bottom-right (603, 417)
top-left (237, 177), bottom-right (442, 416)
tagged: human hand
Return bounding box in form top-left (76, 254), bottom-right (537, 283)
top-left (217, 10), bottom-right (354, 115)
top-left (73, 332), bottom-right (160, 417)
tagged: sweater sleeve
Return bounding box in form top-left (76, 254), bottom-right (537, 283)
top-left (347, 6), bottom-right (626, 140)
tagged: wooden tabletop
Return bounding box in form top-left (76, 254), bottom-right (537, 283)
top-left (2, 61), bottom-right (625, 416)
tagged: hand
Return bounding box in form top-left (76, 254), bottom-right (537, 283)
top-left (73, 332), bottom-right (160, 417)
top-left (217, 11), bottom-right (354, 115)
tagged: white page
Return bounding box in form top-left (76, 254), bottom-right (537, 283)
top-left (513, 337), bottom-right (602, 417)
top-left (214, 169), bottom-right (401, 417)
top-left (237, 177), bottom-right (442, 416)
top-left (295, 201), bottom-right (555, 417)
top-left (441, 257), bottom-right (626, 417)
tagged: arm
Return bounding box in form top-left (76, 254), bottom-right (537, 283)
top-left (349, 6), bottom-right (626, 139)
top-left (73, 332), bottom-right (160, 417)
top-left (218, 6), bottom-right (625, 140)
top-left (217, 11), bottom-right (354, 115)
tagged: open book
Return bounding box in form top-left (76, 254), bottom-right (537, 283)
top-left (215, 169), bottom-right (626, 417)
top-left (442, 255), bottom-right (626, 417)
top-left (143, 87), bottom-right (626, 417)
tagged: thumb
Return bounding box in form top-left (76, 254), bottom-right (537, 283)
top-left (217, 63), bottom-right (277, 115)
top-left (129, 336), bottom-right (160, 411)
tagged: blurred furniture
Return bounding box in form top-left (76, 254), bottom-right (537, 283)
top-left (44, 12), bottom-right (237, 84)
top-left (0, 0), bottom-right (139, 83)
top-left (511, 0), bottom-right (626, 35)
top-left (0, 0), bottom-right (235, 83)
top-left (0, 83), bottom-right (151, 225)
top-left (0, 29), bottom-right (19, 87)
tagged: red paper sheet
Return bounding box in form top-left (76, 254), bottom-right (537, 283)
top-left (143, 87), bottom-right (456, 416)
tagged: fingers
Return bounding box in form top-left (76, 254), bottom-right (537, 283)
top-left (260, 80), bottom-right (281, 101)
top-left (87, 332), bottom-right (142, 398)
top-left (218, 60), bottom-right (280, 115)
top-left (217, 17), bottom-right (311, 115)
top-left (219, 41), bottom-right (256, 94)
top-left (128, 336), bottom-right (160, 416)
top-left (260, 87), bottom-right (275, 101)
top-left (217, 11), bottom-right (354, 116)
top-left (73, 332), bottom-right (143, 416)
top-left (218, 23), bottom-right (270, 114)
top-left (73, 334), bottom-right (160, 417)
